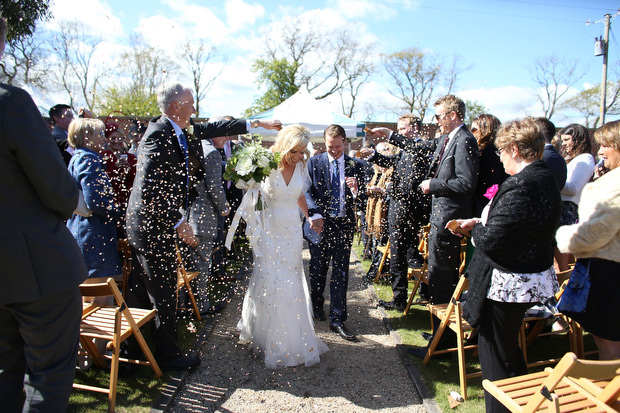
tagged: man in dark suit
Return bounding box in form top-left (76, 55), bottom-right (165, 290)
top-left (305, 124), bottom-right (366, 341)
top-left (536, 117), bottom-right (567, 190)
top-left (0, 17), bottom-right (88, 411)
top-left (361, 114), bottom-right (434, 312)
top-left (417, 94), bottom-right (479, 354)
top-left (126, 82), bottom-right (281, 369)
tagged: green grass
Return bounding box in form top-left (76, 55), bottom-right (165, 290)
top-left (68, 246), bottom-right (246, 412)
top-left (353, 235), bottom-right (596, 412)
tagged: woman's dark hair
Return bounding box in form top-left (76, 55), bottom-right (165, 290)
top-left (558, 123), bottom-right (591, 161)
top-left (471, 113), bottom-right (501, 151)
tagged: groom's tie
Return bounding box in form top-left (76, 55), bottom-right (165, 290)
top-left (330, 159), bottom-right (340, 216)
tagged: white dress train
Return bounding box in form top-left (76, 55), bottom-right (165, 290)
top-left (237, 162), bottom-right (329, 368)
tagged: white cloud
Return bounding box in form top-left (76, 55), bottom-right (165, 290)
top-left (225, 0), bottom-right (266, 32)
top-left (459, 86), bottom-right (540, 122)
top-left (46, 0), bottom-right (123, 39)
top-left (333, 0), bottom-right (420, 20)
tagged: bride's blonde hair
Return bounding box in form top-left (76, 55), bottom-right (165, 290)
top-left (272, 124), bottom-right (311, 169)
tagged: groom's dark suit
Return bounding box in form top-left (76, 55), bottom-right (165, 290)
top-left (305, 152), bottom-right (366, 327)
top-left (126, 115), bottom-right (247, 361)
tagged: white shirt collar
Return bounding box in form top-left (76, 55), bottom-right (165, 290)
top-left (327, 153), bottom-right (344, 164)
top-left (168, 118), bottom-right (183, 138)
top-left (448, 123), bottom-right (464, 141)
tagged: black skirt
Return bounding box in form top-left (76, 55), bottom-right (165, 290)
top-left (563, 258), bottom-right (620, 341)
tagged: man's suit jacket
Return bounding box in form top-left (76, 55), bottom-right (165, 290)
top-left (188, 140), bottom-right (228, 239)
top-left (126, 116), bottom-right (247, 252)
top-left (222, 141), bottom-right (244, 214)
top-left (305, 152), bottom-right (366, 225)
top-left (543, 144), bottom-right (567, 190)
top-left (428, 126), bottom-right (479, 230)
top-left (52, 126), bottom-right (72, 165)
top-left (0, 84), bottom-right (87, 305)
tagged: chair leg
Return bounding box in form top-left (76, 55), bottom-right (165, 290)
top-left (108, 312), bottom-right (122, 413)
top-left (132, 324), bottom-right (162, 377)
top-left (374, 241), bottom-right (390, 283)
top-left (404, 272), bottom-right (422, 315)
top-left (455, 303), bottom-right (468, 400)
top-left (184, 277), bottom-right (202, 321)
top-left (424, 313), bottom-right (450, 365)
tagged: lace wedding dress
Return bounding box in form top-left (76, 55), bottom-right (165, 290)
top-left (237, 161), bottom-right (329, 368)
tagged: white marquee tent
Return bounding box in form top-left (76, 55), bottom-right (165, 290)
top-left (249, 88), bottom-right (366, 142)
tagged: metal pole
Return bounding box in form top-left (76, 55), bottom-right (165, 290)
top-left (599, 14), bottom-right (611, 127)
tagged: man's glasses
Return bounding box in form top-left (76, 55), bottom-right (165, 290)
top-left (434, 111), bottom-right (451, 121)
top-left (495, 147), bottom-right (505, 156)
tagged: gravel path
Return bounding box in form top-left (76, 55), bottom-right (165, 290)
top-left (169, 245), bottom-right (426, 413)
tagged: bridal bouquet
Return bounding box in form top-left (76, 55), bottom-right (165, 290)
top-left (224, 136), bottom-right (280, 257)
top-left (224, 136), bottom-right (280, 191)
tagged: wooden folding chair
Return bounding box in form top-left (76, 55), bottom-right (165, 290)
top-left (176, 243), bottom-right (201, 320)
top-left (373, 240), bottom-right (391, 283)
top-left (483, 352), bottom-right (620, 412)
top-left (404, 224), bottom-right (431, 315)
top-left (422, 273), bottom-right (479, 399)
top-left (519, 268), bottom-right (590, 368)
top-left (74, 278), bottom-right (162, 413)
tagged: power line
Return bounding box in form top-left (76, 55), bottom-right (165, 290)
top-left (502, 0), bottom-right (617, 12)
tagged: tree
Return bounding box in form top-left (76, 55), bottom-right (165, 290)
top-left (383, 47), bottom-right (441, 121)
top-left (0, 27), bottom-right (49, 88)
top-left (0, 0), bottom-right (52, 41)
top-left (181, 40), bottom-right (223, 117)
top-left (245, 16), bottom-right (375, 117)
top-left (98, 87), bottom-right (159, 118)
top-left (48, 20), bottom-right (109, 110)
top-left (98, 34), bottom-right (177, 117)
top-left (243, 58), bottom-right (299, 117)
top-left (531, 54), bottom-right (587, 120)
top-left (465, 100), bottom-right (488, 126)
top-left (561, 81), bottom-right (620, 127)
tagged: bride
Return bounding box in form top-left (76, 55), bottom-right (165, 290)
top-left (237, 124), bottom-right (329, 368)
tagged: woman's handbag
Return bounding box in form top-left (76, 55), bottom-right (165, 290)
top-left (557, 258), bottom-right (591, 313)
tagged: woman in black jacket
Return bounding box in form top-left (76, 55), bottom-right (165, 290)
top-left (452, 117), bottom-right (562, 413)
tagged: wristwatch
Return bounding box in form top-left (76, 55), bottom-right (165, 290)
top-left (252, 120), bottom-right (260, 128)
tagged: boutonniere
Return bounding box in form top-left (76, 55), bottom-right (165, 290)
top-left (186, 125), bottom-right (197, 142)
top-left (484, 184), bottom-right (499, 200)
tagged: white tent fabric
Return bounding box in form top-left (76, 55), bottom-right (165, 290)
top-left (250, 88), bottom-right (365, 142)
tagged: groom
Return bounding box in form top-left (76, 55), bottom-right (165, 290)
top-left (306, 124), bottom-right (366, 341)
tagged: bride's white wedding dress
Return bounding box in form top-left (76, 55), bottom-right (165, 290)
top-left (237, 161), bottom-right (329, 368)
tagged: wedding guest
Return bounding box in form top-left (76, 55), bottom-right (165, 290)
top-left (556, 123), bottom-right (595, 271)
top-left (49, 103), bottom-right (75, 165)
top-left (128, 120), bottom-right (146, 155)
top-left (456, 117), bottom-right (561, 413)
top-left (361, 114), bottom-right (433, 311)
top-left (67, 118), bottom-right (122, 297)
top-left (536, 117), bottom-right (567, 190)
top-left (0, 17), bottom-right (87, 411)
top-left (556, 120), bottom-right (620, 360)
top-left (470, 114), bottom-right (508, 216)
top-left (101, 122), bottom-right (137, 235)
top-left (187, 134), bottom-right (230, 315)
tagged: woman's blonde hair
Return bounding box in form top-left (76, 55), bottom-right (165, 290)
top-left (594, 120), bottom-right (620, 151)
top-left (272, 124), bottom-right (311, 168)
top-left (495, 117), bottom-right (545, 161)
top-left (67, 118), bottom-right (105, 149)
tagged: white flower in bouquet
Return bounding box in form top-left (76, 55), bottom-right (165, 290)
top-left (235, 156), bottom-right (255, 176)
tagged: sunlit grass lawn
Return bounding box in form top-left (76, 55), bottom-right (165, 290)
top-left (69, 247), bottom-right (246, 412)
top-left (353, 234), bottom-right (595, 413)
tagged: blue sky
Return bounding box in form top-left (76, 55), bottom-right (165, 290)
top-left (44, 0), bottom-right (619, 125)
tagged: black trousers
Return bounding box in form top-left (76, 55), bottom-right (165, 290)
top-left (388, 199), bottom-right (424, 305)
top-left (478, 299), bottom-right (531, 413)
top-left (308, 217), bottom-right (354, 326)
top-left (127, 242), bottom-right (181, 362)
top-left (0, 287), bottom-right (81, 412)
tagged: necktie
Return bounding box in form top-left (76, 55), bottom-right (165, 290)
top-left (330, 159), bottom-right (341, 216)
top-left (179, 132), bottom-right (189, 208)
top-left (433, 135), bottom-right (450, 177)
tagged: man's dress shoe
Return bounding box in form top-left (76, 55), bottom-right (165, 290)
top-left (377, 300), bottom-right (406, 312)
top-left (313, 310), bottom-right (326, 321)
top-left (200, 303), bottom-right (225, 316)
top-left (421, 332), bottom-right (433, 341)
top-left (330, 324), bottom-right (357, 341)
top-left (158, 354), bottom-right (201, 370)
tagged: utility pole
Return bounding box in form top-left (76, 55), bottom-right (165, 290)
top-left (599, 14), bottom-right (610, 127)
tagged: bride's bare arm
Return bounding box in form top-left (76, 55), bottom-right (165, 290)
top-left (298, 195), bottom-right (310, 220)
